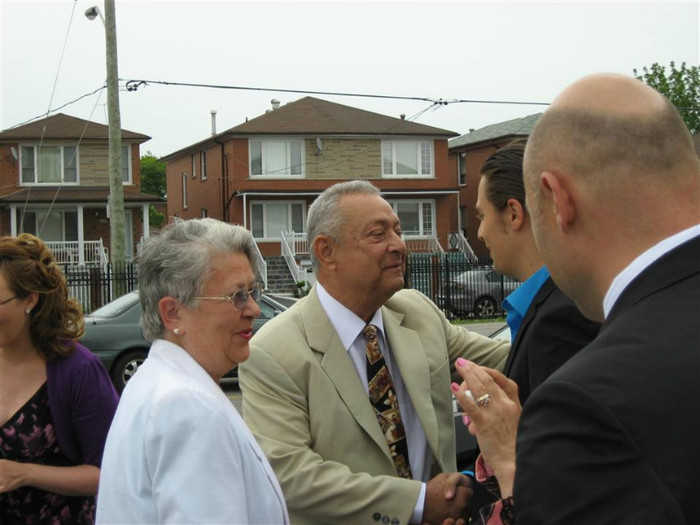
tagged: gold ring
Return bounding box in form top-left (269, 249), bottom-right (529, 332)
top-left (475, 393), bottom-right (491, 407)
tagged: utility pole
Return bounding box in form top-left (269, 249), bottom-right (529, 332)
top-left (104, 0), bottom-right (126, 268)
top-left (87, 1), bottom-right (127, 297)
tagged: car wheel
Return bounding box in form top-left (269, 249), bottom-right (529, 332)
top-left (473, 296), bottom-right (497, 318)
top-left (111, 349), bottom-right (147, 393)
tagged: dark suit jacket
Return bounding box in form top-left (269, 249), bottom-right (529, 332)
top-left (503, 278), bottom-right (600, 405)
top-left (514, 236), bottom-right (700, 524)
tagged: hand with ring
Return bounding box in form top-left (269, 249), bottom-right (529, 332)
top-left (451, 358), bottom-right (521, 497)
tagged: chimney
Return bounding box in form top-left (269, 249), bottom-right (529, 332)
top-left (400, 114), bottom-right (406, 120)
top-left (210, 110), bottom-right (217, 136)
top-left (271, 99), bottom-right (281, 110)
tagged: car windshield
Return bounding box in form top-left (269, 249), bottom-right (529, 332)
top-left (89, 292), bottom-right (139, 318)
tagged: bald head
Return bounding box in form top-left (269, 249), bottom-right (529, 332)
top-left (522, 73), bottom-right (700, 320)
top-left (525, 73), bottom-right (699, 204)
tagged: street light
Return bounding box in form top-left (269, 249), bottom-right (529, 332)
top-left (85, 2), bottom-right (127, 272)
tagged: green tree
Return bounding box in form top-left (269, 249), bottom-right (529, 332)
top-left (633, 61), bottom-right (700, 134)
top-left (140, 151), bottom-right (166, 228)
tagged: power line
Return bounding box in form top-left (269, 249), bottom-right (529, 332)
top-left (124, 79), bottom-right (553, 108)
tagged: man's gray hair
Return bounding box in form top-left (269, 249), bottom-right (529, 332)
top-left (307, 180), bottom-right (381, 272)
top-left (138, 218), bottom-right (258, 342)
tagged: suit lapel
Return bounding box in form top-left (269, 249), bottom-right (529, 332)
top-left (302, 290), bottom-right (392, 462)
top-left (503, 278), bottom-right (556, 376)
top-left (383, 306), bottom-right (439, 455)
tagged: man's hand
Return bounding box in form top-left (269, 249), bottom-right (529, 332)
top-left (421, 472), bottom-right (473, 525)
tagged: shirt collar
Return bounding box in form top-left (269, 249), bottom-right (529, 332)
top-left (603, 224), bottom-right (700, 318)
top-left (503, 266), bottom-right (550, 341)
top-left (316, 283), bottom-right (384, 352)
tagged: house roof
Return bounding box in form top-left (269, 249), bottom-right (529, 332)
top-left (162, 96), bottom-right (458, 161)
top-left (0, 187), bottom-right (162, 204)
top-left (449, 113), bottom-right (542, 149)
top-left (0, 113), bottom-right (150, 142)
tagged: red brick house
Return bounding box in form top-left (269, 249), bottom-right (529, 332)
top-left (162, 97), bottom-right (462, 287)
top-left (448, 113), bottom-right (541, 258)
top-left (0, 113), bottom-right (162, 263)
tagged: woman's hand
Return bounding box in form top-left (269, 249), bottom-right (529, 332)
top-left (0, 460), bottom-right (99, 496)
top-left (451, 358), bottom-right (521, 496)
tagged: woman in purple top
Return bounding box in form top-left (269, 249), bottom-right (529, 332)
top-left (0, 233), bottom-right (119, 524)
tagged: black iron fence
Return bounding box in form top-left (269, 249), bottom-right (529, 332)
top-left (64, 262), bottom-right (138, 314)
top-left (63, 254), bottom-right (518, 319)
top-left (407, 253), bottom-right (520, 319)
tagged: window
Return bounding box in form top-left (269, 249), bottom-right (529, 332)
top-left (121, 145), bottom-right (131, 183)
top-left (20, 145), bottom-right (78, 184)
top-left (458, 152), bottom-right (466, 186)
top-left (251, 202), bottom-right (305, 239)
top-left (200, 150), bottom-right (207, 180)
top-left (388, 200), bottom-right (435, 236)
top-left (182, 173), bottom-right (188, 209)
top-left (249, 139), bottom-right (304, 177)
top-left (381, 140), bottom-right (433, 178)
top-left (191, 154), bottom-right (197, 179)
top-left (201, 208), bottom-right (208, 218)
top-left (17, 210), bottom-right (78, 241)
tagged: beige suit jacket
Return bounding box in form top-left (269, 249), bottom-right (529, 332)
top-left (239, 287), bottom-right (509, 525)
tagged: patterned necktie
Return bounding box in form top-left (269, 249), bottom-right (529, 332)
top-left (362, 324), bottom-right (413, 479)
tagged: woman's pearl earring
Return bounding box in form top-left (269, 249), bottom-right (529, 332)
top-left (173, 328), bottom-right (182, 336)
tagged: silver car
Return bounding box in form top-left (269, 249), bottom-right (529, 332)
top-left (80, 290), bottom-right (288, 393)
top-left (436, 268), bottom-right (520, 319)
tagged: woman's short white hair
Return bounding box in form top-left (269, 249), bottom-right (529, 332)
top-left (138, 218), bottom-right (258, 342)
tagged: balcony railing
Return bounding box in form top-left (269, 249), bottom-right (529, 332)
top-left (404, 234), bottom-right (444, 254)
top-left (45, 240), bottom-right (109, 266)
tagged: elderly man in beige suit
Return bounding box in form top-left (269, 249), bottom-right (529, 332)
top-left (239, 180), bottom-right (509, 525)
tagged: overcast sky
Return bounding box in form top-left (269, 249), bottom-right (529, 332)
top-left (1, 0), bottom-right (698, 158)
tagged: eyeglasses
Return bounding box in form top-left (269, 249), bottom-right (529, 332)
top-left (0, 295), bottom-right (17, 306)
top-left (194, 282), bottom-right (263, 310)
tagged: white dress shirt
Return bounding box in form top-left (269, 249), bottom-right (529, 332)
top-left (96, 339), bottom-right (289, 524)
top-left (317, 284), bottom-right (430, 523)
top-left (604, 224), bottom-right (700, 318)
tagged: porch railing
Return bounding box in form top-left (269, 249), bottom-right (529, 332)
top-left (404, 234), bottom-right (444, 254)
top-left (45, 240), bottom-right (109, 266)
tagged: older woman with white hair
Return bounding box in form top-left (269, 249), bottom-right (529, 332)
top-left (96, 218), bottom-right (288, 524)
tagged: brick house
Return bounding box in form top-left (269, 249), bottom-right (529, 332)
top-left (162, 97), bottom-right (463, 289)
top-left (0, 113), bottom-right (162, 263)
top-left (448, 113), bottom-right (541, 258)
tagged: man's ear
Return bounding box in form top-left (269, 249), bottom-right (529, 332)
top-left (158, 296), bottom-right (181, 333)
top-left (312, 235), bottom-right (337, 270)
top-left (505, 198), bottom-right (526, 232)
top-left (540, 171), bottom-right (575, 233)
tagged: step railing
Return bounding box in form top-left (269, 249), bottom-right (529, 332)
top-left (453, 230), bottom-right (478, 263)
top-left (251, 240), bottom-right (268, 289)
top-left (280, 231), bottom-right (305, 283)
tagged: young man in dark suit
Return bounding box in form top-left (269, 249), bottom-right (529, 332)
top-left (475, 139), bottom-right (600, 404)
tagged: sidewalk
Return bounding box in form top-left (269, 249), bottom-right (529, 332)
top-left (460, 321), bottom-right (506, 337)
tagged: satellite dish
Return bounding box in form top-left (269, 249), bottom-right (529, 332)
top-left (11, 146), bottom-right (18, 160)
top-left (316, 138), bottom-right (324, 151)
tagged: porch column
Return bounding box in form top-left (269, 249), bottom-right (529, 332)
top-left (77, 205), bottom-right (85, 265)
top-left (142, 204), bottom-right (150, 239)
top-left (10, 205), bottom-right (17, 236)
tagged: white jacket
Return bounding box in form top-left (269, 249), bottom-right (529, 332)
top-left (97, 339), bottom-right (288, 524)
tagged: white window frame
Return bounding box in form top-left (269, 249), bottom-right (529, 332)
top-left (388, 199), bottom-right (436, 236)
top-left (19, 144), bottom-right (80, 185)
top-left (249, 138), bottom-right (305, 178)
top-left (121, 145), bottom-right (132, 184)
top-left (458, 152), bottom-right (467, 186)
top-left (182, 173), bottom-right (188, 209)
top-left (191, 153), bottom-right (197, 179)
top-left (381, 140), bottom-right (434, 179)
top-left (250, 201), bottom-right (306, 240)
top-left (200, 150), bottom-right (207, 180)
